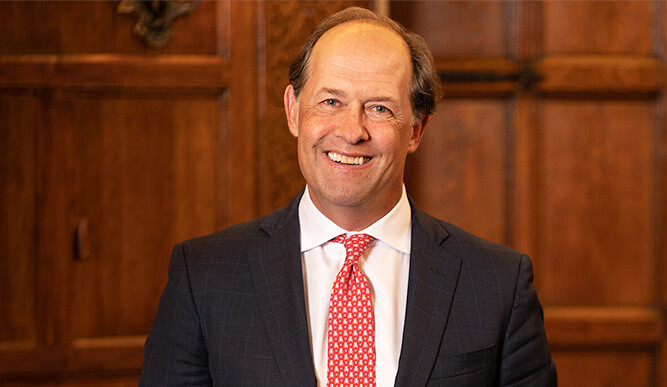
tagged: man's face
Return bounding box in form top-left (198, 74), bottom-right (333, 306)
top-left (284, 22), bottom-right (427, 226)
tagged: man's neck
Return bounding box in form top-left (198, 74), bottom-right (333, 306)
top-left (307, 187), bottom-right (403, 232)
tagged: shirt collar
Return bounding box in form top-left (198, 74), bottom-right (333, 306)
top-left (298, 185), bottom-right (412, 254)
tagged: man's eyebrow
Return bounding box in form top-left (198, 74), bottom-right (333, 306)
top-left (314, 88), bottom-right (398, 104)
top-left (316, 88), bottom-right (347, 98)
top-left (369, 96), bottom-right (397, 103)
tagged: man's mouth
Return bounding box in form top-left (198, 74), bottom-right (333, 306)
top-left (327, 151), bottom-right (371, 165)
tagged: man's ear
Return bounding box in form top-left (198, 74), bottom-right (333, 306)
top-left (407, 114), bottom-right (430, 153)
top-left (284, 85), bottom-right (299, 138)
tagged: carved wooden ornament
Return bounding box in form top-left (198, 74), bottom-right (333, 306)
top-left (117, 0), bottom-right (201, 49)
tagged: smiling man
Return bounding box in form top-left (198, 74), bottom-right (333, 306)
top-left (284, 20), bottom-right (424, 232)
top-left (140, 7), bottom-right (556, 387)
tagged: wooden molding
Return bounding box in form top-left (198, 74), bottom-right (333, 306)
top-left (0, 55), bottom-right (230, 89)
top-left (536, 55), bottom-right (661, 95)
top-left (435, 58), bottom-right (520, 96)
top-left (544, 307), bottom-right (663, 348)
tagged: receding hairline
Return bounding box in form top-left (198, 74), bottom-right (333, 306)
top-left (321, 19), bottom-right (409, 46)
top-left (301, 20), bottom-right (413, 95)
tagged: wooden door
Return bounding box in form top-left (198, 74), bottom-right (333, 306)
top-left (0, 0), bottom-right (258, 383)
top-left (393, 1), bottom-right (664, 385)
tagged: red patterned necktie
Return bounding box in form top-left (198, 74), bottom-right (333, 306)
top-left (327, 233), bottom-right (376, 387)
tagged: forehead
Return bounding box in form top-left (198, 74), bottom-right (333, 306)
top-left (307, 22), bottom-right (412, 89)
top-left (317, 21), bottom-right (409, 53)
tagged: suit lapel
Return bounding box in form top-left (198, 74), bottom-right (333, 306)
top-left (246, 194), bottom-right (461, 386)
top-left (247, 193), bottom-right (317, 386)
top-left (394, 205), bottom-right (462, 386)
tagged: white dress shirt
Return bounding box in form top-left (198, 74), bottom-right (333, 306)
top-left (298, 186), bottom-right (411, 387)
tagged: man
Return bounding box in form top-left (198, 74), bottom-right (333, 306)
top-left (140, 7), bottom-right (556, 386)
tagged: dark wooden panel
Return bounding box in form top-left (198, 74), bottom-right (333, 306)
top-left (511, 94), bottom-right (540, 259)
top-left (435, 59), bottom-right (519, 96)
top-left (0, 56), bottom-right (231, 90)
top-left (63, 91), bottom-right (224, 339)
top-left (661, 339), bottom-right (667, 387)
top-left (543, 0), bottom-right (653, 55)
top-left (538, 99), bottom-right (653, 305)
top-left (391, 0), bottom-right (507, 58)
top-left (1, 374), bottom-right (139, 386)
top-left (226, 0), bottom-right (259, 225)
top-left (0, 1), bottom-right (223, 55)
top-left (405, 99), bottom-right (507, 245)
top-left (0, 91), bottom-right (39, 346)
top-left (544, 307), bottom-right (662, 346)
top-left (553, 350), bottom-right (653, 386)
top-left (536, 56), bottom-right (660, 95)
top-left (434, 56), bottom-right (661, 97)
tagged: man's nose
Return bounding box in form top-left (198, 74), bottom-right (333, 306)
top-left (334, 107), bottom-right (369, 144)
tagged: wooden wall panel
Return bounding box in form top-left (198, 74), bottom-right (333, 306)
top-left (543, 1), bottom-right (654, 55)
top-left (394, 1), bottom-right (664, 385)
top-left (0, 1), bottom-right (221, 55)
top-left (0, 0), bottom-right (236, 381)
top-left (391, 1), bottom-right (507, 58)
top-left (226, 0), bottom-right (258, 225)
top-left (538, 100), bottom-right (654, 305)
top-left (545, 307), bottom-right (662, 346)
top-left (405, 99), bottom-right (508, 245)
top-left (553, 350), bottom-right (653, 386)
top-left (2, 377), bottom-right (138, 387)
top-left (0, 91), bottom-right (39, 346)
top-left (63, 92), bottom-right (223, 340)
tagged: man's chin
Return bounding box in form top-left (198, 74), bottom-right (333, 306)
top-left (311, 187), bottom-right (373, 210)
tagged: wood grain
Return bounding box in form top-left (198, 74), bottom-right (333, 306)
top-left (553, 349), bottom-right (652, 387)
top-left (405, 98), bottom-right (508, 245)
top-left (0, 91), bottom-right (39, 346)
top-left (545, 307), bottom-right (662, 347)
top-left (543, 0), bottom-right (654, 55)
top-left (0, 1), bottom-right (220, 55)
top-left (391, 0), bottom-right (507, 58)
top-left (538, 99), bottom-right (654, 305)
top-left (226, 0), bottom-right (259, 225)
top-left (536, 56), bottom-right (660, 95)
top-left (64, 91), bottom-right (221, 339)
top-left (0, 55), bottom-right (231, 89)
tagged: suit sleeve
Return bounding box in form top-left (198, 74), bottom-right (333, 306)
top-left (139, 243), bottom-right (213, 386)
top-left (499, 254), bottom-right (557, 386)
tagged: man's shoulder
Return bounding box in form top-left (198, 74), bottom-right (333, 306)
top-left (179, 195), bottom-right (300, 255)
top-left (182, 216), bottom-right (267, 249)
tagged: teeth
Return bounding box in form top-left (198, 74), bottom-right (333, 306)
top-left (327, 152), bottom-right (370, 165)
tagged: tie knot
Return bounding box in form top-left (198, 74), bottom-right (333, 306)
top-left (331, 234), bottom-right (375, 263)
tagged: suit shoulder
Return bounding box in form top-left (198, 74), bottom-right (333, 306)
top-left (176, 196), bottom-right (299, 261)
top-left (182, 217), bottom-right (276, 253)
top-left (183, 216), bottom-right (267, 247)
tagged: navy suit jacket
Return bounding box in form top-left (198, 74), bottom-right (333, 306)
top-left (140, 193), bottom-right (556, 386)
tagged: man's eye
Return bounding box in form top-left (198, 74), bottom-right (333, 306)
top-left (371, 105), bottom-right (392, 115)
top-left (324, 99), bottom-right (338, 106)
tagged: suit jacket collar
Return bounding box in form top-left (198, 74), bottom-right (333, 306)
top-left (394, 201), bottom-right (462, 386)
top-left (250, 192), bottom-right (461, 386)
top-left (249, 190), bottom-right (318, 386)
